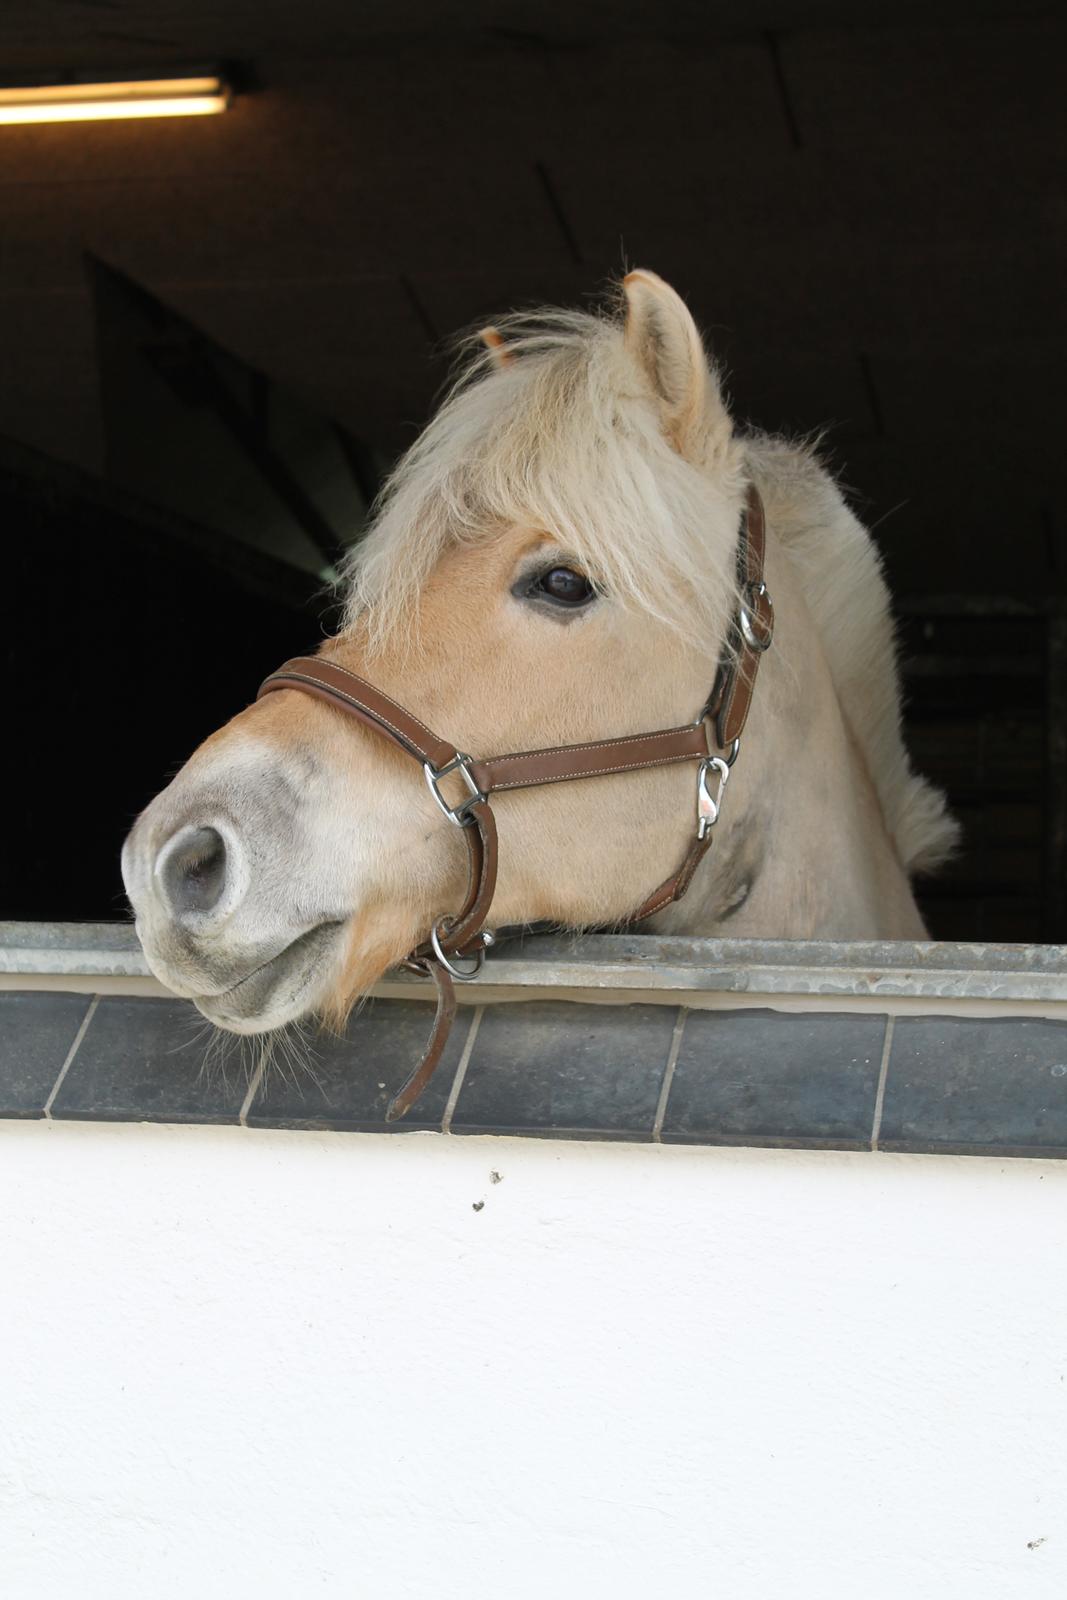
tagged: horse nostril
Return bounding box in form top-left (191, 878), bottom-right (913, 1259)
top-left (159, 826), bottom-right (230, 919)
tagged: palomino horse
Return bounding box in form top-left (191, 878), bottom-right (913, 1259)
top-left (123, 270), bottom-right (957, 1081)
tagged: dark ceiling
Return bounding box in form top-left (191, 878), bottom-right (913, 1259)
top-left (0, 1), bottom-right (1063, 600)
top-left (1, 3), bottom-right (1058, 63)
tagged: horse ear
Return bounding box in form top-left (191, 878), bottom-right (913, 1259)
top-left (622, 270), bottom-right (730, 459)
top-left (479, 326), bottom-right (514, 369)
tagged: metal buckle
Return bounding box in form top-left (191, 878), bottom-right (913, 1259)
top-left (697, 714), bottom-right (741, 767)
top-left (739, 581), bottom-right (774, 653)
top-left (430, 922), bottom-right (494, 981)
top-left (696, 755), bottom-right (732, 840)
top-left (423, 753), bottom-right (485, 827)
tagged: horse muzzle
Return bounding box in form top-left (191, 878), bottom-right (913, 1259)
top-left (121, 749), bottom-right (352, 1031)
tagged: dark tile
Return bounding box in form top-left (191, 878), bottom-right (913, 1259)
top-left (246, 999), bottom-right (472, 1132)
top-left (0, 991), bottom-right (94, 1118)
top-left (880, 1016), bottom-right (1067, 1156)
top-left (51, 997), bottom-right (246, 1124)
top-left (450, 1001), bottom-right (678, 1140)
top-left (662, 1009), bottom-right (885, 1149)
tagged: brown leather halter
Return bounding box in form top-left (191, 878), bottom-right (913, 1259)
top-left (258, 482), bottom-right (774, 1120)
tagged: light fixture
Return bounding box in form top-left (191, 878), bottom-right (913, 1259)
top-left (0, 75), bottom-right (231, 127)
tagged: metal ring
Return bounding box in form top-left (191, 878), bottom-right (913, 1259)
top-left (739, 582), bottom-right (774, 653)
top-left (429, 921), bottom-right (489, 981)
top-left (696, 719), bottom-right (742, 769)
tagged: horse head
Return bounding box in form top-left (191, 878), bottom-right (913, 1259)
top-left (122, 270), bottom-right (953, 1044)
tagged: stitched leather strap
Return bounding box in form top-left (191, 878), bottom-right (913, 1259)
top-left (628, 832), bottom-right (713, 923)
top-left (703, 483), bottom-right (774, 748)
top-left (470, 724), bottom-right (709, 793)
top-left (385, 958), bottom-right (458, 1121)
top-left (259, 658), bottom-right (458, 770)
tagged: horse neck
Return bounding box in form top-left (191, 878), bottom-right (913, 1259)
top-left (659, 531), bottom-right (927, 942)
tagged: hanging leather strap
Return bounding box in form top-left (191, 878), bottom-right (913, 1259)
top-left (387, 958), bottom-right (457, 1122)
top-left (256, 481), bottom-right (773, 1119)
top-left (628, 831), bottom-right (714, 923)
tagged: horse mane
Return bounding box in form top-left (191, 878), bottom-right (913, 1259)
top-left (744, 434), bottom-right (959, 874)
top-left (341, 298), bottom-right (956, 877)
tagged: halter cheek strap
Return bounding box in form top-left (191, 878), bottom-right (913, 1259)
top-left (257, 482), bottom-right (773, 1120)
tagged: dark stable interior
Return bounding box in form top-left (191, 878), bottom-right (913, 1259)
top-left (2, 1), bottom-right (1063, 942)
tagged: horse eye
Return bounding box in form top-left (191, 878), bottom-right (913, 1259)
top-left (534, 567), bottom-right (595, 606)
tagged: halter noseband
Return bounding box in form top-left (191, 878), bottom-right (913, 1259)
top-left (257, 483), bottom-right (774, 1120)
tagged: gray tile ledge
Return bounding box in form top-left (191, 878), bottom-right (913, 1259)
top-left (1, 988), bottom-right (1065, 1160)
top-left (448, 999), bottom-right (676, 1141)
top-left (662, 1009), bottom-right (884, 1148)
top-left (245, 998), bottom-right (472, 1132)
top-left (0, 991), bottom-right (94, 1118)
top-left (880, 1015), bottom-right (1067, 1155)
top-left (50, 996), bottom-right (247, 1124)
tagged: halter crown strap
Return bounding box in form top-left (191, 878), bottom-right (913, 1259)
top-left (256, 481), bottom-right (772, 1120)
top-left (704, 481), bottom-right (774, 747)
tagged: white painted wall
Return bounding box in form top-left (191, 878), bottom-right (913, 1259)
top-left (1, 1123), bottom-right (1065, 1600)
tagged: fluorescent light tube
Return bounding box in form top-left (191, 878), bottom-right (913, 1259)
top-left (0, 77), bottom-right (230, 126)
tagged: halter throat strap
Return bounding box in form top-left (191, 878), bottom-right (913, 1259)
top-left (257, 482), bottom-right (772, 1119)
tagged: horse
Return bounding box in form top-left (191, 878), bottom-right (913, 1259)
top-left (122, 269), bottom-right (957, 1057)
